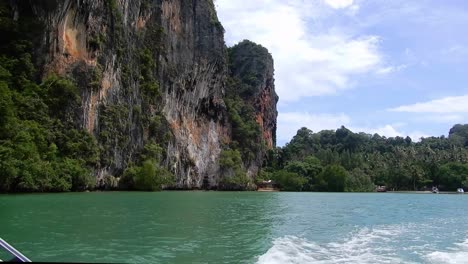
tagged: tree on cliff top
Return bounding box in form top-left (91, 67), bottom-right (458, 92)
top-left (227, 40), bottom-right (272, 99)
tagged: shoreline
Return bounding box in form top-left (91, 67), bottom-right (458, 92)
top-left (1, 189), bottom-right (466, 194)
top-left (257, 188), bottom-right (280, 192)
top-left (387, 191), bottom-right (465, 194)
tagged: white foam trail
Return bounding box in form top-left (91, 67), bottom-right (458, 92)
top-left (257, 227), bottom-right (412, 264)
top-left (425, 239), bottom-right (468, 264)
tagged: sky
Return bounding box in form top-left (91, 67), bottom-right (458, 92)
top-left (215, 0), bottom-right (468, 146)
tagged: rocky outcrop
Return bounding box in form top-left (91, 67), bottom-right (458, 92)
top-left (227, 40), bottom-right (278, 176)
top-left (9, 0), bottom-right (277, 189)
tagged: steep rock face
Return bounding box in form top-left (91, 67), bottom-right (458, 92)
top-left (9, 0), bottom-right (277, 189)
top-left (13, 0), bottom-right (228, 188)
top-left (155, 1), bottom-right (229, 189)
top-left (227, 40), bottom-right (278, 176)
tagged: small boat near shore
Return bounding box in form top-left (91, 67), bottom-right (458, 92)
top-left (376, 186), bottom-right (387, 192)
top-left (257, 180), bottom-right (279, 191)
top-left (457, 188), bottom-right (464, 193)
top-left (432, 187), bottom-right (439, 194)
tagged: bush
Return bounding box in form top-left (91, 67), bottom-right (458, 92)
top-left (439, 162), bottom-right (468, 190)
top-left (60, 159), bottom-right (94, 191)
top-left (134, 160), bottom-right (159, 191)
top-left (121, 159), bottom-right (174, 191)
top-left (346, 168), bottom-right (374, 192)
top-left (41, 74), bottom-right (80, 117)
top-left (316, 165), bottom-right (348, 192)
top-left (219, 149), bottom-right (251, 190)
top-left (271, 170), bottom-right (306, 191)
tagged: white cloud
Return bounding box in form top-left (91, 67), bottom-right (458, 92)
top-left (376, 64), bottom-right (407, 75)
top-left (389, 95), bottom-right (468, 113)
top-left (216, 0), bottom-right (384, 102)
top-left (277, 112), bottom-right (351, 142)
top-left (408, 132), bottom-right (430, 141)
top-left (323, 0), bottom-right (354, 9)
top-left (442, 45), bottom-right (466, 55)
top-left (277, 112), bottom-right (429, 144)
top-left (439, 45), bottom-right (468, 63)
top-left (350, 124), bottom-right (428, 141)
top-left (423, 114), bottom-right (465, 123)
top-left (347, 4), bottom-right (360, 15)
top-left (348, 123), bottom-right (402, 138)
top-left (365, 125), bottom-right (402, 137)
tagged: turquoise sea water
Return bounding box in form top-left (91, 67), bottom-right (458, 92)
top-left (1, 192), bottom-right (467, 263)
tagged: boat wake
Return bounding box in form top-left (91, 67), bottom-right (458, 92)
top-left (257, 227), bottom-right (410, 264)
top-left (425, 239), bottom-right (468, 264)
top-left (258, 226), bottom-right (468, 264)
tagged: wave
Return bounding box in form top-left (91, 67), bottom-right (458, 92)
top-left (257, 220), bottom-right (468, 264)
top-left (425, 239), bottom-right (468, 264)
top-left (257, 227), bottom-right (412, 264)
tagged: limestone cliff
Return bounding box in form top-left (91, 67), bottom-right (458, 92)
top-left (227, 40), bottom-right (278, 177)
top-left (8, 0), bottom-right (277, 189)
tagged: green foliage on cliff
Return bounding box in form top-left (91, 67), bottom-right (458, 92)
top-left (122, 159), bottom-right (174, 191)
top-left (42, 75), bottom-right (81, 120)
top-left (139, 48), bottom-right (160, 99)
top-left (0, 71), bottom-right (98, 192)
top-left (225, 40), bottom-right (269, 167)
top-left (218, 149), bottom-right (251, 190)
top-left (120, 142), bottom-right (174, 191)
top-left (263, 125), bottom-right (468, 192)
top-left (228, 40), bottom-right (271, 99)
top-left (0, 3), bottom-right (98, 192)
top-left (207, 0), bottom-right (224, 31)
top-left (224, 97), bottom-right (262, 161)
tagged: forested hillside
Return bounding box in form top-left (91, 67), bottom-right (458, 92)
top-left (263, 125), bottom-right (468, 192)
top-left (0, 2), bottom-right (100, 192)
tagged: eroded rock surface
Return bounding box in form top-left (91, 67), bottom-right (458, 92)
top-left (10, 0), bottom-right (277, 189)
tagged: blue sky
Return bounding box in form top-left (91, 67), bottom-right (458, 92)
top-left (216, 0), bottom-right (468, 146)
